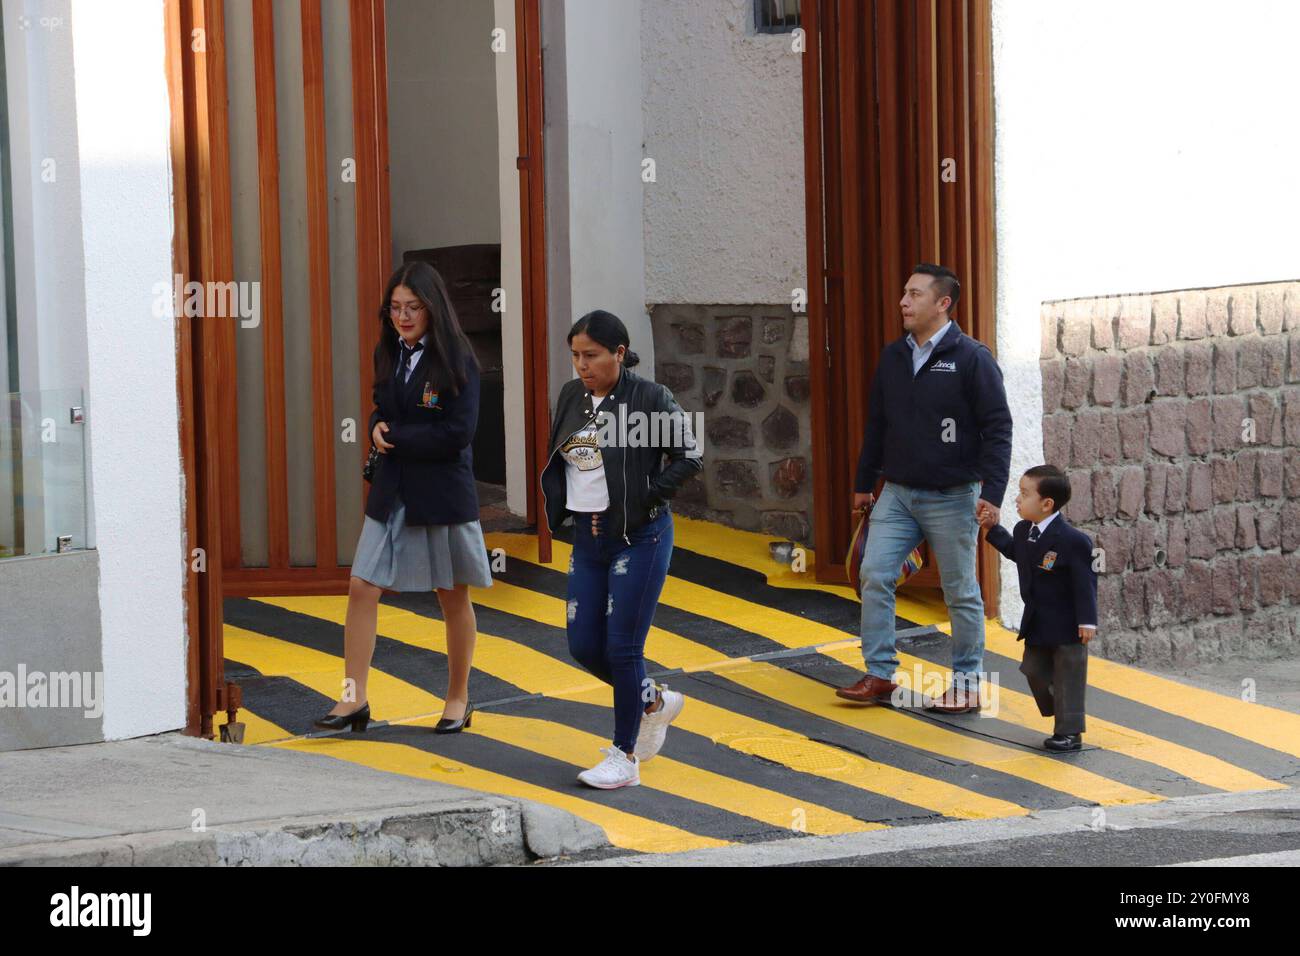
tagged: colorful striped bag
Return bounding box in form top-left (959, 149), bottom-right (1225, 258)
top-left (846, 506), bottom-right (925, 596)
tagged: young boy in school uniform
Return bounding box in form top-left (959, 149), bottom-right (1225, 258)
top-left (979, 464), bottom-right (1098, 752)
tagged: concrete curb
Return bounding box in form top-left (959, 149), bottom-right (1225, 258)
top-left (0, 795), bottom-right (609, 866)
top-left (568, 785), bottom-right (1300, 866)
top-left (0, 733), bottom-right (610, 866)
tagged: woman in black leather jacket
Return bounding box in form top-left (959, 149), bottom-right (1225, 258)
top-left (540, 310), bottom-right (703, 788)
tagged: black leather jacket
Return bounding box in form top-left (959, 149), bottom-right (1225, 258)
top-left (541, 364), bottom-right (703, 543)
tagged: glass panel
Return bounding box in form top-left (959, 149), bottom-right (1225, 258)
top-left (0, 5), bottom-right (17, 402)
top-left (273, 0), bottom-right (317, 567)
top-left (0, 388), bottom-right (89, 559)
top-left (226, 0), bottom-right (270, 568)
top-left (322, 0), bottom-right (362, 566)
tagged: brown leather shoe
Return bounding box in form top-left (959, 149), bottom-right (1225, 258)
top-left (836, 675), bottom-right (899, 704)
top-left (924, 686), bottom-right (982, 713)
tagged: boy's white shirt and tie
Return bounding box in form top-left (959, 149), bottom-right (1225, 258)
top-left (1028, 510), bottom-right (1096, 633)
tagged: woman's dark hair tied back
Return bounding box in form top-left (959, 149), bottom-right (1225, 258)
top-left (568, 309), bottom-right (639, 368)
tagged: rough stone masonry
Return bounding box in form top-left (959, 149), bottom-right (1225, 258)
top-left (650, 304), bottom-right (813, 543)
top-left (1040, 280), bottom-right (1300, 666)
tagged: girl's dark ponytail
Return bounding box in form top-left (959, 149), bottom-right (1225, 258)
top-left (568, 309), bottom-right (637, 366)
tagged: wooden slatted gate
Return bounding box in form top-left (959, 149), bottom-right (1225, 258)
top-left (801, 0), bottom-right (999, 615)
top-left (166, 0), bottom-right (550, 738)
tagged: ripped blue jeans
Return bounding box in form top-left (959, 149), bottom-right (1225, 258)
top-left (566, 507), bottom-right (673, 752)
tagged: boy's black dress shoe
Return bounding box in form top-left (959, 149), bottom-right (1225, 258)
top-left (313, 702), bottom-right (371, 732)
top-left (1044, 733), bottom-right (1082, 751)
top-left (434, 701), bottom-right (474, 734)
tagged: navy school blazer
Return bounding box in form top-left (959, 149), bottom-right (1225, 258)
top-left (986, 514), bottom-right (1098, 646)
top-left (365, 345), bottom-right (480, 527)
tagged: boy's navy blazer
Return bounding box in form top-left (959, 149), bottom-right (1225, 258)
top-left (986, 514), bottom-right (1097, 646)
top-left (365, 345), bottom-right (480, 527)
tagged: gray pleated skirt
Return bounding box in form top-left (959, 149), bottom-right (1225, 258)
top-left (351, 499), bottom-right (494, 592)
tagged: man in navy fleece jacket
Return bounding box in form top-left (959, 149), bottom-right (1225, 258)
top-left (837, 264), bottom-right (1013, 713)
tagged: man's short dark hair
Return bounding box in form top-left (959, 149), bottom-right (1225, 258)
top-left (913, 263), bottom-right (961, 315)
top-left (1024, 464), bottom-right (1071, 512)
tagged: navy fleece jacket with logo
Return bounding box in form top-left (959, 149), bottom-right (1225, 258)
top-left (854, 326), bottom-right (1013, 506)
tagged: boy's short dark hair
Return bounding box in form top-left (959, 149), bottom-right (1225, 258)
top-left (1025, 464), bottom-right (1071, 512)
top-left (912, 263), bottom-right (961, 314)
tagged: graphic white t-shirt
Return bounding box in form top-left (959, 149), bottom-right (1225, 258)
top-left (561, 394), bottom-right (610, 512)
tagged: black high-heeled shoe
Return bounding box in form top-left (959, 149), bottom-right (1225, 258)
top-left (433, 700), bottom-right (474, 734)
top-left (313, 702), bottom-right (371, 732)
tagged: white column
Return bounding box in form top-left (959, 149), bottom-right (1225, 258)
top-left (71, 0), bottom-right (186, 738)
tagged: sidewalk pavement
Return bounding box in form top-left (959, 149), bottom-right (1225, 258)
top-left (0, 732), bottom-right (608, 866)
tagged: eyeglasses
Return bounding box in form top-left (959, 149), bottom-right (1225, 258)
top-left (389, 302), bottom-right (426, 318)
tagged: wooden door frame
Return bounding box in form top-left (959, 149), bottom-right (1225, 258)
top-left (168, 0), bottom-right (551, 736)
top-left (166, 0), bottom-right (232, 738)
top-left (516, 0), bottom-right (552, 565)
top-left (802, 0), bottom-right (1000, 617)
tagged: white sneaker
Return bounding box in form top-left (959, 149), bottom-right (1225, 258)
top-left (634, 687), bottom-right (685, 762)
top-left (577, 746), bottom-right (641, 789)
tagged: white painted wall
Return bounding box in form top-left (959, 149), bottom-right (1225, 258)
top-left (386, 0), bottom-right (501, 264)
top-left (641, 0), bottom-right (804, 306)
top-left (991, 0), bottom-right (1300, 627)
top-left (556, 0), bottom-right (649, 371)
top-left (493, 0), bottom-right (526, 517)
top-left (70, 0), bottom-right (186, 737)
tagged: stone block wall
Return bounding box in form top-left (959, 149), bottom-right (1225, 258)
top-left (649, 304), bottom-right (815, 544)
top-left (1040, 280), bottom-right (1300, 665)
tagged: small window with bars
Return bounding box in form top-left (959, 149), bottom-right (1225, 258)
top-left (754, 0), bottom-right (801, 34)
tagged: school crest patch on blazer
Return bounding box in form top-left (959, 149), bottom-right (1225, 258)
top-left (419, 382), bottom-right (440, 409)
top-left (1039, 550), bottom-right (1058, 571)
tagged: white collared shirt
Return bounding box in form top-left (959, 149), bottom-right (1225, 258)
top-left (1032, 511), bottom-right (1060, 538)
top-left (905, 319), bottom-right (953, 376)
top-left (401, 333), bottom-right (429, 383)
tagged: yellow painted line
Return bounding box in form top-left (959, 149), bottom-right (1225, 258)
top-left (980, 624), bottom-right (1300, 760)
top-left (270, 731), bottom-right (723, 854)
top-left (818, 642), bottom-right (1282, 794)
top-left (516, 515), bottom-right (959, 630)
top-left (599, 517), bottom-right (1300, 768)
top-left (217, 698), bottom-right (715, 854)
top-left (489, 532), bottom-right (866, 651)
top-left (223, 625), bottom-right (873, 840)
top-left (467, 708), bottom-right (878, 836)
top-left (222, 632), bottom-right (721, 853)
top-left (541, 515), bottom-right (1286, 790)
top-left (214, 706), bottom-right (291, 746)
top-left (478, 538), bottom-right (1164, 806)
top-left (717, 658), bottom-right (1160, 806)
top-left (266, 594), bottom-right (1027, 821)
top-left (488, 519), bottom-right (851, 599)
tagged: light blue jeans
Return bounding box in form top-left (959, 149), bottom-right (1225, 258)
top-left (859, 480), bottom-right (986, 691)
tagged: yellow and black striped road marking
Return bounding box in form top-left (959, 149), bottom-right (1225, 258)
top-left (220, 515), bottom-right (1300, 856)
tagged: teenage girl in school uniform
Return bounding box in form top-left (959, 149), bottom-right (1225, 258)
top-left (315, 261), bottom-right (492, 734)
